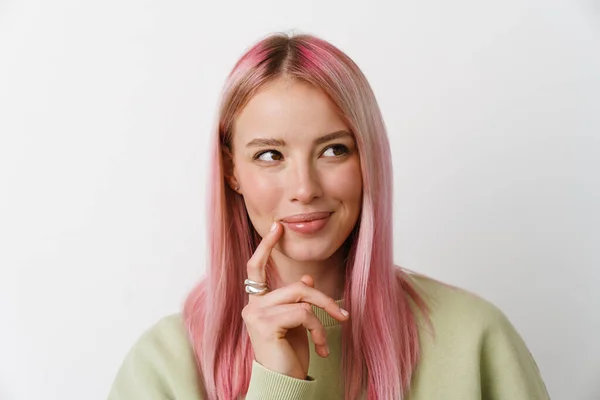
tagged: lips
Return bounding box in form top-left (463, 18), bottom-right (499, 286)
top-left (280, 211), bottom-right (332, 234)
top-left (281, 211), bottom-right (332, 223)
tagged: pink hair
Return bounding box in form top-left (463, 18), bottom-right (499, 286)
top-left (183, 32), bottom-right (432, 400)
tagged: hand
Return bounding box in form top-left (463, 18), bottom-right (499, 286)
top-left (241, 222), bottom-right (350, 380)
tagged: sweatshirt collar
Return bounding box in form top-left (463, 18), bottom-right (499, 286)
top-left (310, 299), bottom-right (345, 327)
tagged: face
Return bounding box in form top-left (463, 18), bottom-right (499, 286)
top-left (227, 78), bottom-right (363, 262)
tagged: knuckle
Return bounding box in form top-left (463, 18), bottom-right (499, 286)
top-left (316, 323), bottom-right (326, 335)
top-left (241, 306), bottom-right (250, 321)
top-left (300, 302), bottom-right (312, 313)
top-left (291, 282), bottom-right (307, 299)
top-left (299, 303), bottom-right (313, 322)
top-left (241, 306), bottom-right (260, 324)
top-left (292, 281), bottom-right (306, 290)
top-left (246, 259), bottom-right (258, 272)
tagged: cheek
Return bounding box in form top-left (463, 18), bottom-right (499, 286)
top-left (238, 170), bottom-right (282, 216)
top-left (324, 162), bottom-right (363, 206)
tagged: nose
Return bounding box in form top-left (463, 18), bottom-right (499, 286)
top-left (287, 159), bottom-right (323, 204)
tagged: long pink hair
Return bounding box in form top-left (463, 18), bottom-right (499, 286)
top-left (184, 32), bottom-right (431, 400)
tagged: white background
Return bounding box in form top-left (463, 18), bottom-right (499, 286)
top-left (1, 0), bottom-right (599, 399)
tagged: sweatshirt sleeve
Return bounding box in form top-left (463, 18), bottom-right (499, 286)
top-left (479, 310), bottom-right (551, 400)
top-left (245, 360), bottom-right (317, 400)
top-left (107, 315), bottom-right (318, 400)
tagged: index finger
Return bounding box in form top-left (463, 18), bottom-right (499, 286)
top-left (246, 221), bottom-right (282, 296)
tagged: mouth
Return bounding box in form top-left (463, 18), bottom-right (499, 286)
top-left (281, 211), bottom-right (332, 223)
top-left (280, 211), bottom-right (333, 235)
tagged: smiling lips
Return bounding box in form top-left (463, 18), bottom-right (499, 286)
top-left (280, 211), bottom-right (332, 234)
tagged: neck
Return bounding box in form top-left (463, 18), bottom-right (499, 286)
top-left (268, 247), bottom-right (346, 300)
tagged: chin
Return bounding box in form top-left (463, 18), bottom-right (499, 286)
top-left (278, 241), bottom-right (337, 262)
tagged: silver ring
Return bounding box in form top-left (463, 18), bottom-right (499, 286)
top-left (244, 278), bottom-right (269, 296)
top-left (245, 285), bottom-right (268, 295)
top-left (244, 278), bottom-right (267, 288)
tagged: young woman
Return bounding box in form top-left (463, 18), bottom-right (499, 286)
top-left (108, 32), bottom-right (550, 400)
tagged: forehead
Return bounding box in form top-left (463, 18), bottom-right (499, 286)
top-left (232, 79), bottom-right (349, 145)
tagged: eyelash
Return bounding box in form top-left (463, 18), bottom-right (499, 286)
top-left (253, 144), bottom-right (350, 162)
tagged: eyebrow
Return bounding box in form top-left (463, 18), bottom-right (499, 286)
top-left (245, 130), bottom-right (353, 148)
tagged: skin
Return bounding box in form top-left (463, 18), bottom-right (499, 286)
top-left (225, 77), bottom-right (363, 380)
top-left (226, 77), bottom-right (363, 299)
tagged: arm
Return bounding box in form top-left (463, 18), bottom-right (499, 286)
top-left (106, 315), bottom-right (318, 400)
top-left (245, 361), bottom-right (317, 400)
top-left (479, 310), bottom-right (550, 400)
top-left (108, 346), bottom-right (318, 400)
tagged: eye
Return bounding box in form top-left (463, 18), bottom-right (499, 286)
top-left (254, 150), bottom-right (283, 162)
top-left (322, 144), bottom-right (349, 157)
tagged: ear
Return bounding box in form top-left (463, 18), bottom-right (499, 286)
top-left (222, 145), bottom-right (241, 193)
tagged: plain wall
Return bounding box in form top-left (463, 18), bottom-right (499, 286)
top-left (1, 0), bottom-right (599, 399)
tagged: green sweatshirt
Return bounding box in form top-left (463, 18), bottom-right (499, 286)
top-left (107, 274), bottom-right (550, 399)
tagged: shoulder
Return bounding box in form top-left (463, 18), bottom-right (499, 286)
top-left (136, 313), bottom-right (190, 348)
top-left (108, 313), bottom-right (203, 399)
top-left (403, 272), bottom-right (550, 399)
top-left (405, 272), bottom-right (512, 337)
top-left (125, 313), bottom-right (197, 374)
top-left (403, 270), bottom-right (531, 366)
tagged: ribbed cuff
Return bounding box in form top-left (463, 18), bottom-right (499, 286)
top-left (245, 360), bottom-right (317, 399)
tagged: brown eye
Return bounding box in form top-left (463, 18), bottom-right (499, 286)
top-left (322, 144), bottom-right (349, 157)
top-left (255, 150), bottom-right (283, 162)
